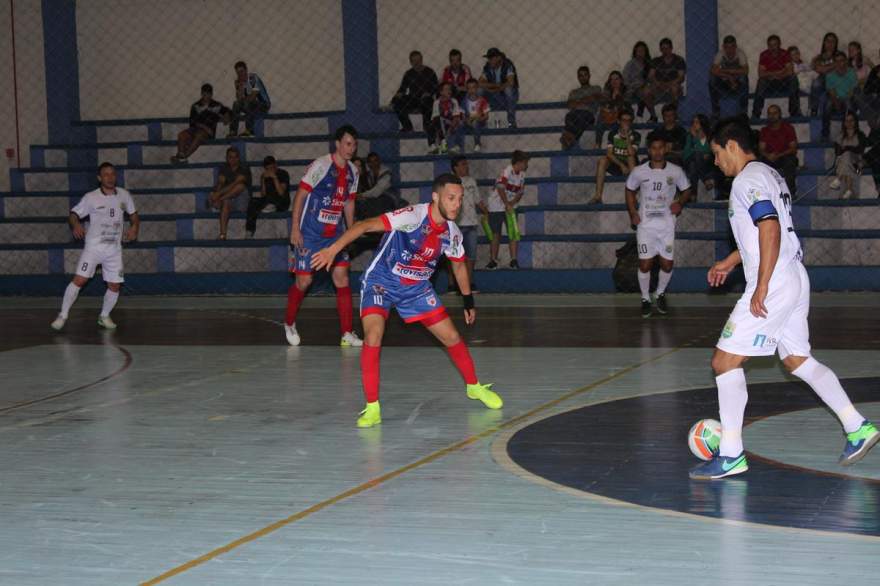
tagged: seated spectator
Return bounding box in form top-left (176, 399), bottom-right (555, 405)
top-left (588, 109), bottom-right (640, 204)
top-left (683, 113), bottom-right (715, 199)
top-left (171, 83), bottom-right (230, 164)
top-left (430, 82), bottom-right (464, 154)
top-left (830, 111), bottom-right (867, 199)
top-left (486, 150), bottom-right (529, 269)
top-left (848, 41), bottom-right (874, 87)
top-left (753, 35), bottom-right (801, 119)
top-left (709, 35), bottom-right (749, 118)
top-left (623, 41), bottom-right (654, 120)
top-left (391, 50), bottom-right (438, 143)
top-left (789, 46), bottom-right (818, 97)
top-left (560, 66), bottom-right (603, 150)
top-left (810, 32), bottom-right (839, 116)
top-left (821, 51), bottom-right (857, 140)
top-left (451, 156), bottom-right (488, 291)
top-left (479, 48), bottom-right (519, 128)
top-left (441, 49), bottom-right (472, 100)
top-left (859, 55), bottom-right (880, 129)
top-left (648, 38), bottom-right (686, 114)
top-left (207, 146), bottom-right (251, 240)
top-left (863, 125), bottom-right (880, 197)
top-left (758, 105), bottom-right (799, 197)
top-left (462, 78), bottom-right (490, 152)
top-left (230, 61), bottom-right (270, 138)
top-left (356, 152), bottom-right (402, 218)
top-left (595, 71), bottom-right (628, 148)
top-left (653, 104), bottom-right (688, 165)
top-left (245, 156), bottom-right (290, 238)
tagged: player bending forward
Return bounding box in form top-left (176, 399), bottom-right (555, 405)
top-left (51, 162), bottom-right (139, 331)
top-left (690, 118), bottom-right (878, 480)
top-left (311, 173), bottom-right (503, 427)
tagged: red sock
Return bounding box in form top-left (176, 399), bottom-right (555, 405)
top-left (336, 286), bottom-right (353, 335)
top-left (361, 343), bottom-right (381, 402)
top-left (446, 340), bottom-right (478, 385)
top-left (285, 284), bottom-right (306, 326)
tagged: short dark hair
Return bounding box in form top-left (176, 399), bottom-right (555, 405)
top-left (366, 151), bottom-right (381, 161)
top-left (409, 50), bottom-right (422, 60)
top-left (466, 77), bottom-right (478, 85)
top-left (618, 108), bottom-right (635, 120)
top-left (712, 116), bottom-right (756, 154)
top-left (660, 38), bottom-right (672, 48)
top-left (511, 150), bottom-right (530, 164)
top-left (439, 81), bottom-right (453, 92)
top-left (661, 103), bottom-right (677, 116)
top-left (767, 34), bottom-right (781, 44)
top-left (201, 83), bottom-right (213, 94)
top-left (450, 155), bottom-right (467, 171)
top-left (226, 146), bottom-right (241, 156)
top-left (334, 124), bottom-right (359, 141)
top-left (97, 162), bottom-right (114, 174)
top-left (577, 65), bottom-right (591, 76)
top-left (263, 155), bottom-right (276, 167)
top-left (646, 131), bottom-right (667, 146)
top-left (449, 48), bottom-right (461, 58)
top-left (833, 50), bottom-right (848, 61)
top-left (723, 35), bottom-right (737, 45)
top-left (432, 173), bottom-right (462, 193)
top-left (234, 60), bottom-right (247, 70)
top-left (788, 45), bottom-right (799, 53)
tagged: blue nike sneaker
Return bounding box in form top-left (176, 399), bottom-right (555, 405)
top-left (689, 452), bottom-right (748, 480)
top-left (839, 420), bottom-right (880, 466)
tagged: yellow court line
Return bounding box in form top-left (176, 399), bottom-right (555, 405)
top-left (141, 343), bottom-right (693, 585)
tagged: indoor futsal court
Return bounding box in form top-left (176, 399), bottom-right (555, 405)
top-left (1, 292), bottom-right (878, 584)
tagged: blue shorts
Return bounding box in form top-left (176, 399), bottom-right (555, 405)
top-left (289, 238), bottom-right (350, 275)
top-left (360, 275), bottom-right (448, 324)
top-left (459, 225), bottom-right (478, 260)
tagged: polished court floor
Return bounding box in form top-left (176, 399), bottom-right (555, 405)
top-left (1, 293), bottom-right (878, 585)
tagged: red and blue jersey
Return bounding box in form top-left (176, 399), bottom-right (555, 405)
top-left (298, 154), bottom-right (359, 241)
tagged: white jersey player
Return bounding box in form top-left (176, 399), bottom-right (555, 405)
top-left (690, 118), bottom-right (878, 480)
top-left (51, 163), bottom-right (140, 331)
top-left (625, 135), bottom-right (691, 317)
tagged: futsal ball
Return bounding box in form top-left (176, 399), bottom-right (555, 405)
top-left (688, 419), bottom-right (722, 460)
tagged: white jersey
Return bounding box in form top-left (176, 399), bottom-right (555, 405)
top-left (71, 188), bottom-right (137, 254)
top-left (728, 161), bottom-right (802, 287)
top-left (490, 165), bottom-right (525, 213)
top-left (625, 161), bottom-right (690, 228)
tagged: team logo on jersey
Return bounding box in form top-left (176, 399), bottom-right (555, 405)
top-left (120, 202), bottom-right (127, 213)
top-left (721, 320), bottom-right (736, 339)
top-left (665, 244), bottom-right (673, 253)
top-left (752, 334), bottom-right (778, 348)
top-left (392, 263), bottom-right (432, 280)
top-left (371, 284), bottom-right (386, 295)
top-left (666, 176), bottom-right (674, 185)
top-left (747, 187), bottom-right (761, 203)
top-left (421, 225), bottom-right (433, 236)
top-left (426, 295), bottom-right (437, 307)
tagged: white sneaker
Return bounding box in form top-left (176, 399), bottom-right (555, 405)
top-left (341, 331), bottom-right (364, 347)
top-left (427, 145), bottom-right (440, 155)
top-left (472, 144), bottom-right (481, 153)
top-left (448, 146), bottom-right (461, 154)
top-left (50, 315), bottom-right (66, 331)
top-left (97, 315), bottom-right (117, 330)
top-left (285, 323), bottom-right (301, 346)
top-left (841, 189), bottom-right (853, 199)
top-left (830, 177), bottom-right (841, 190)
top-left (263, 204), bottom-right (277, 213)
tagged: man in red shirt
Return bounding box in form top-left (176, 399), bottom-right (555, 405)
top-left (753, 34), bottom-right (801, 119)
top-left (758, 104), bottom-right (799, 196)
top-left (441, 49), bottom-right (472, 100)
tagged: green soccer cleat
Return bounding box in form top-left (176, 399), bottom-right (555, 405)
top-left (357, 401), bottom-right (381, 428)
top-left (466, 383), bottom-right (503, 410)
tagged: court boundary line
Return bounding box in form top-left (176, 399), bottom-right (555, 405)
top-left (141, 343), bottom-right (696, 585)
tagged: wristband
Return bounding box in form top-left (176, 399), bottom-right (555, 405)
top-left (462, 294), bottom-right (475, 311)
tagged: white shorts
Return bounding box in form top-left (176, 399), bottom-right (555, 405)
top-left (716, 262), bottom-right (811, 359)
top-left (75, 248), bottom-right (124, 283)
top-left (637, 222), bottom-right (675, 260)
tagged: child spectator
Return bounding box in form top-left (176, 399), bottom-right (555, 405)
top-left (430, 82), bottom-right (464, 154)
top-left (486, 151), bottom-right (529, 269)
top-left (451, 156), bottom-right (488, 290)
top-left (789, 46), bottom-right (817, 96)
top-left (462, 79), bottom-right (490, 152)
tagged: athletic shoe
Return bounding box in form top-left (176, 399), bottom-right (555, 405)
top-left (50, 315), bottom-right (66, 331)
top-left (357, 401), bottom-right (381, 428)
top-left (839, 420), bottom-right (880, 465)
top-left (689, 452), bottom-right (749, 480)
top-left (341, 331), bottom-right (364, 347)
top-left (472, 144), bottom-right (481, 153)
top-left (438, 140), bottom-right (448, 154)
top-left (841, 189), bottom-right (853, 200)
top-left (466, 382), bottom-right (503, 409)
top-left (284, 323), bottom-right (301, 346)
top-left (641, 299), bottom-right (652, 318)
top-left (486, 260), bottom-right (498, 270)
top-left (448, 146), bottom-right (461, 154)
top-left (427, 145), bottom-right (440, 155)
top-left (239, 129), bottom-right (254, 138)
top-left (97, 315), bottom-right (117, 330)
top-left (656, 293), bottom-right (668, 314)
top-left (830, 177), bottom-right (841, 190)
top-left (263, 204), bottom-right (277, 213)
top-left (509, 259), bottom-right (519, 270)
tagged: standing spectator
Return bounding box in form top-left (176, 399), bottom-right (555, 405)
top-left (848, 41), bottom-right (874, 87)
top-left (810, 32), bottom-right (839, 116)
top-left (431, 82), bottom-right (464, 154)
top-left (230, 61), bottom-right (270, 138)
top-left (830, 111), bottom-right (867, 199)
top-left (207, 146), bottom-right (251, 240)
top-left (451, 156), bottom-right (487, 290)
top-left (709, 35), bottom-right (750, 119)
top-left (486, 150), bottom-right (529, 269)
top-left (789, 46), bottom-right (818, 97)
top-left (391, 50), bottom-right (438, 139)
top-left (560, 66), bottom-right (603, 150)
top-left (479, 48), bottom-right (519, 128)
top-left (357, 152), bottom-right (400, 218)
top-left (654, 104), bottom-right (688, 165)
top-left (758, 105), bottom-right (799, 197)
top-left (753, 35), bottom-right (801, 119)
top-left (858, 53), bottom-right (880, 128)
top-left (441, 49), bottom-right (472, 100)
top-left (171, 84), bottom-right (230, 164)
top-left (595, 71), bottom-right (628, 148)
top-left (462, 78), bottom-right (490, 152)
top-left (683, 113), bottom-right (715, 199)
top-left (245, 156), bottom-right (290, 238)
top-left (648, 38), bottom-right (686, 114)
top-left (821, 51), bottom-right (857, 141)
top-left (863, 125), bottom-right (880, 197)
top-left (588, 109), bottom-right (640, 205)
top-left (623, 41), bottom-right (654, 120)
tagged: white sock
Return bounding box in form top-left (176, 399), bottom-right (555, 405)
top-left (717, 368), bottom-right (749, 457)
top-left (60, 283), bottom-right (81, 318)
top-left (637, 270), bottom-right (651, 301)
top-left (791, 357), bottom-right (864, 433)
top-left (656, 269), bottom-right (673, 295)
top-left (101, 289), bottom-right (119, 317)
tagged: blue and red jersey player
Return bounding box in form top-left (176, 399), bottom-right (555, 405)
top-left (311, 173), bottom-right (503, 427)
top-left (286, 125), bottom-right (363, 347)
